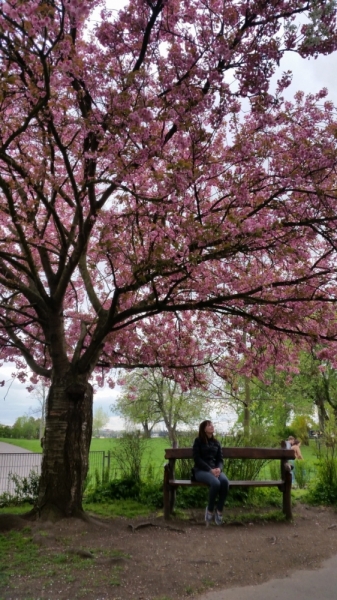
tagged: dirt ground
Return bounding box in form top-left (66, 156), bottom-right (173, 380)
top-left (1, 503), bottom-right (337, 600)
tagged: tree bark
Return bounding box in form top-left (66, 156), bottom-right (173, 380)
top-left (243, 375), bottom-right (250, 439)
top-left (36, 372), bottom-right (93, 519)
top-left (142, 421), bottom-right (152, 438)
top-left (167, 426), bottom-right (178, 448)
top-left (315, 396), bottom-right (329, 432)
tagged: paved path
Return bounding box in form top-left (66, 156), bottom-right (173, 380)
top-left (197, 553), bottom-right (337, 600)
top-left (0, 441), bottom-right (41, 495)
top-left (0, 441), bottom-right (32, 453)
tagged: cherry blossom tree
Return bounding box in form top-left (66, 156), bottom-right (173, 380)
top-left (1, 0), bottom-right (337, 518)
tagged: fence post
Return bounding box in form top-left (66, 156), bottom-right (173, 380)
top-left (103, 451), bottom-right (111, 481)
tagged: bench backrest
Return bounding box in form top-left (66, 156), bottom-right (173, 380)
top-left (165, 446), bottom-right (295, 460)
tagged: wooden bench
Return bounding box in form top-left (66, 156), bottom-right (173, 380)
top-left (164, 445), bottom-right (295, 521)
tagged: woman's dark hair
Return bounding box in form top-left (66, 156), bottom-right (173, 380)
top-left (198, 420), bottom-right (215, 444)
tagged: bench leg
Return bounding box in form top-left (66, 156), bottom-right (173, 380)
top-left (282, 469), bottom-right (292, 520)
top-left (164, 465), bottom-right (171, 520)
top-left (164, 486), bottom-right (170, 520)
top-left (169, 488), bottom-right (176, 514)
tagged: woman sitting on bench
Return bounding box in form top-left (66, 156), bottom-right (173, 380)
top-left (192, 420), bottom-right (229, 526)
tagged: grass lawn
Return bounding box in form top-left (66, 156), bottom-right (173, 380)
top-left (0, 436), bottom-right (169, 457)
top-left (0, 503), bottom-right (32, 515)
top-left (90, 435), bottom-right (169, 464)
top-left (83, 499), bottom-right (155, 518)
top-left (300, 439), bottom-right (320, 462)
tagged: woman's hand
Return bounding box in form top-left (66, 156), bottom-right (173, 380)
top-left (211, 468), bottom-right (221, 478)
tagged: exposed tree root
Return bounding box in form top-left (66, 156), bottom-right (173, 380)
top-left (128, 521), bottom-right (185, 533)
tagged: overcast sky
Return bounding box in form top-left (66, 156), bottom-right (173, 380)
top-left (1, 3), bottom-right (336, 428)
top-left (0, 364), bottom-right (123, 428)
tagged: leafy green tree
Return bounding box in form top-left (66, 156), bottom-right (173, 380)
top-left (92, 407), bottom-right (110, 437)
top-left (0, 424), bottom-right (12, 438)
top-left (288, 414), bottom-right (313, 444)
top-left (115, 377), bottom-right (162, 439)
top-left (228, 348), bottom-right (337, 439)
top-left (12, 416), bottom-right (41, 439)
top-left (28, 381), bottom-right (49, 440)
top-left (116, 369), bottom-right (216, 447)
top-left (227, 363), bottom-right (315, 439)
top-left (292, 352), bottom-right (337, 431)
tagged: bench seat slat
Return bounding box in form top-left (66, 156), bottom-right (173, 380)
top-left (169, 479), bottom-right (284, 487)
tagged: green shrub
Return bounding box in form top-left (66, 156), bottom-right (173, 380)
top-left (226, 486), bottom-right (283, 508)
top-left (307, 431), bottom-right (337, 505)
top-left (139, 482), bottom-right (163, 508)
top-left (174, 432), bottom-right (197, 480)
top-left (269, 461), bottom-right (280, 480)
top-left (251, 487), bottom-right (283, 507)
top-left (0, 490), bottom-right (16, 508)
top-left (85, 467), bottom-right (164, 508)
top-left (221, 431), bottom-right (275, 499)
top-left (294, 460), bottom-right (310, 489)
top-left (85, 476), bottom-right (141, 503)
top-left (174, 485), bottom-right (209, 509)
top-left (307, 457), bottom-right (337, 504)
top-left (109, 432), bottom-right (149, 483)
top-left (0, 470), bottom-right (40, 507)
top-left (175, 457), bottom-right (194, 480)
top-left (107, 478), bottom-right (142, 500)
top-left (289, 415), bottom-right (310, 445)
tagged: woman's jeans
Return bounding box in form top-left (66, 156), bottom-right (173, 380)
top-left (194, 469), bottom-right (229, 512)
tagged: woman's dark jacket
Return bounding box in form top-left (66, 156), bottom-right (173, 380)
top-left (192, 436), bottom-right (223, 472)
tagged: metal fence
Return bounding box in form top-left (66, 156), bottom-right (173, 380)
top-left (0, 451), bottom-right (109, 496)
top-left (0, 452), bottom-right (42, 495)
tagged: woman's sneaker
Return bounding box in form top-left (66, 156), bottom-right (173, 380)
top-left (205, 507), bottom-right (213, 526)
top-left (214, 510), bottom-right (223, 526)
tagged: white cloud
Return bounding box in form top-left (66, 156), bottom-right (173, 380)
top-left (273, 51), bottom-right (337, 103)
top-left (105, 415), bottom-right (126, 430)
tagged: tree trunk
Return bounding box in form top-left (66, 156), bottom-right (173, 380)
top-left (243, 375), bottom-right (250, 439)
top-left (167, 426), bottom-right (178, 448)
top-left (36, 372), bottom-right (93, 519)
top-left (142, 421), bottom-right (152, 438)
top-left (315, 396), bottom-right (329, 432)
top-left (39, 385), bottom-right (47, 441)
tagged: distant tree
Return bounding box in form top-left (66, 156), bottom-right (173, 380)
top-left (291, 351), bottom-right (337, 430)
top-left (288, 414), bottom-right (312, 444)
top-left (115, 380), bottom-right (162, 439)
top-left (116, 369), bottom-right (218, 446)
top-left (226, 361), bottom-right (316, 438)
top-left (0, 424), bottom-right (13, 438)
top-left (28, 381), bottom-right (49, 440)
top-left (12, 416), bottom-right (41, 439)
top-left (92, 407), bottom-right (110, 437)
